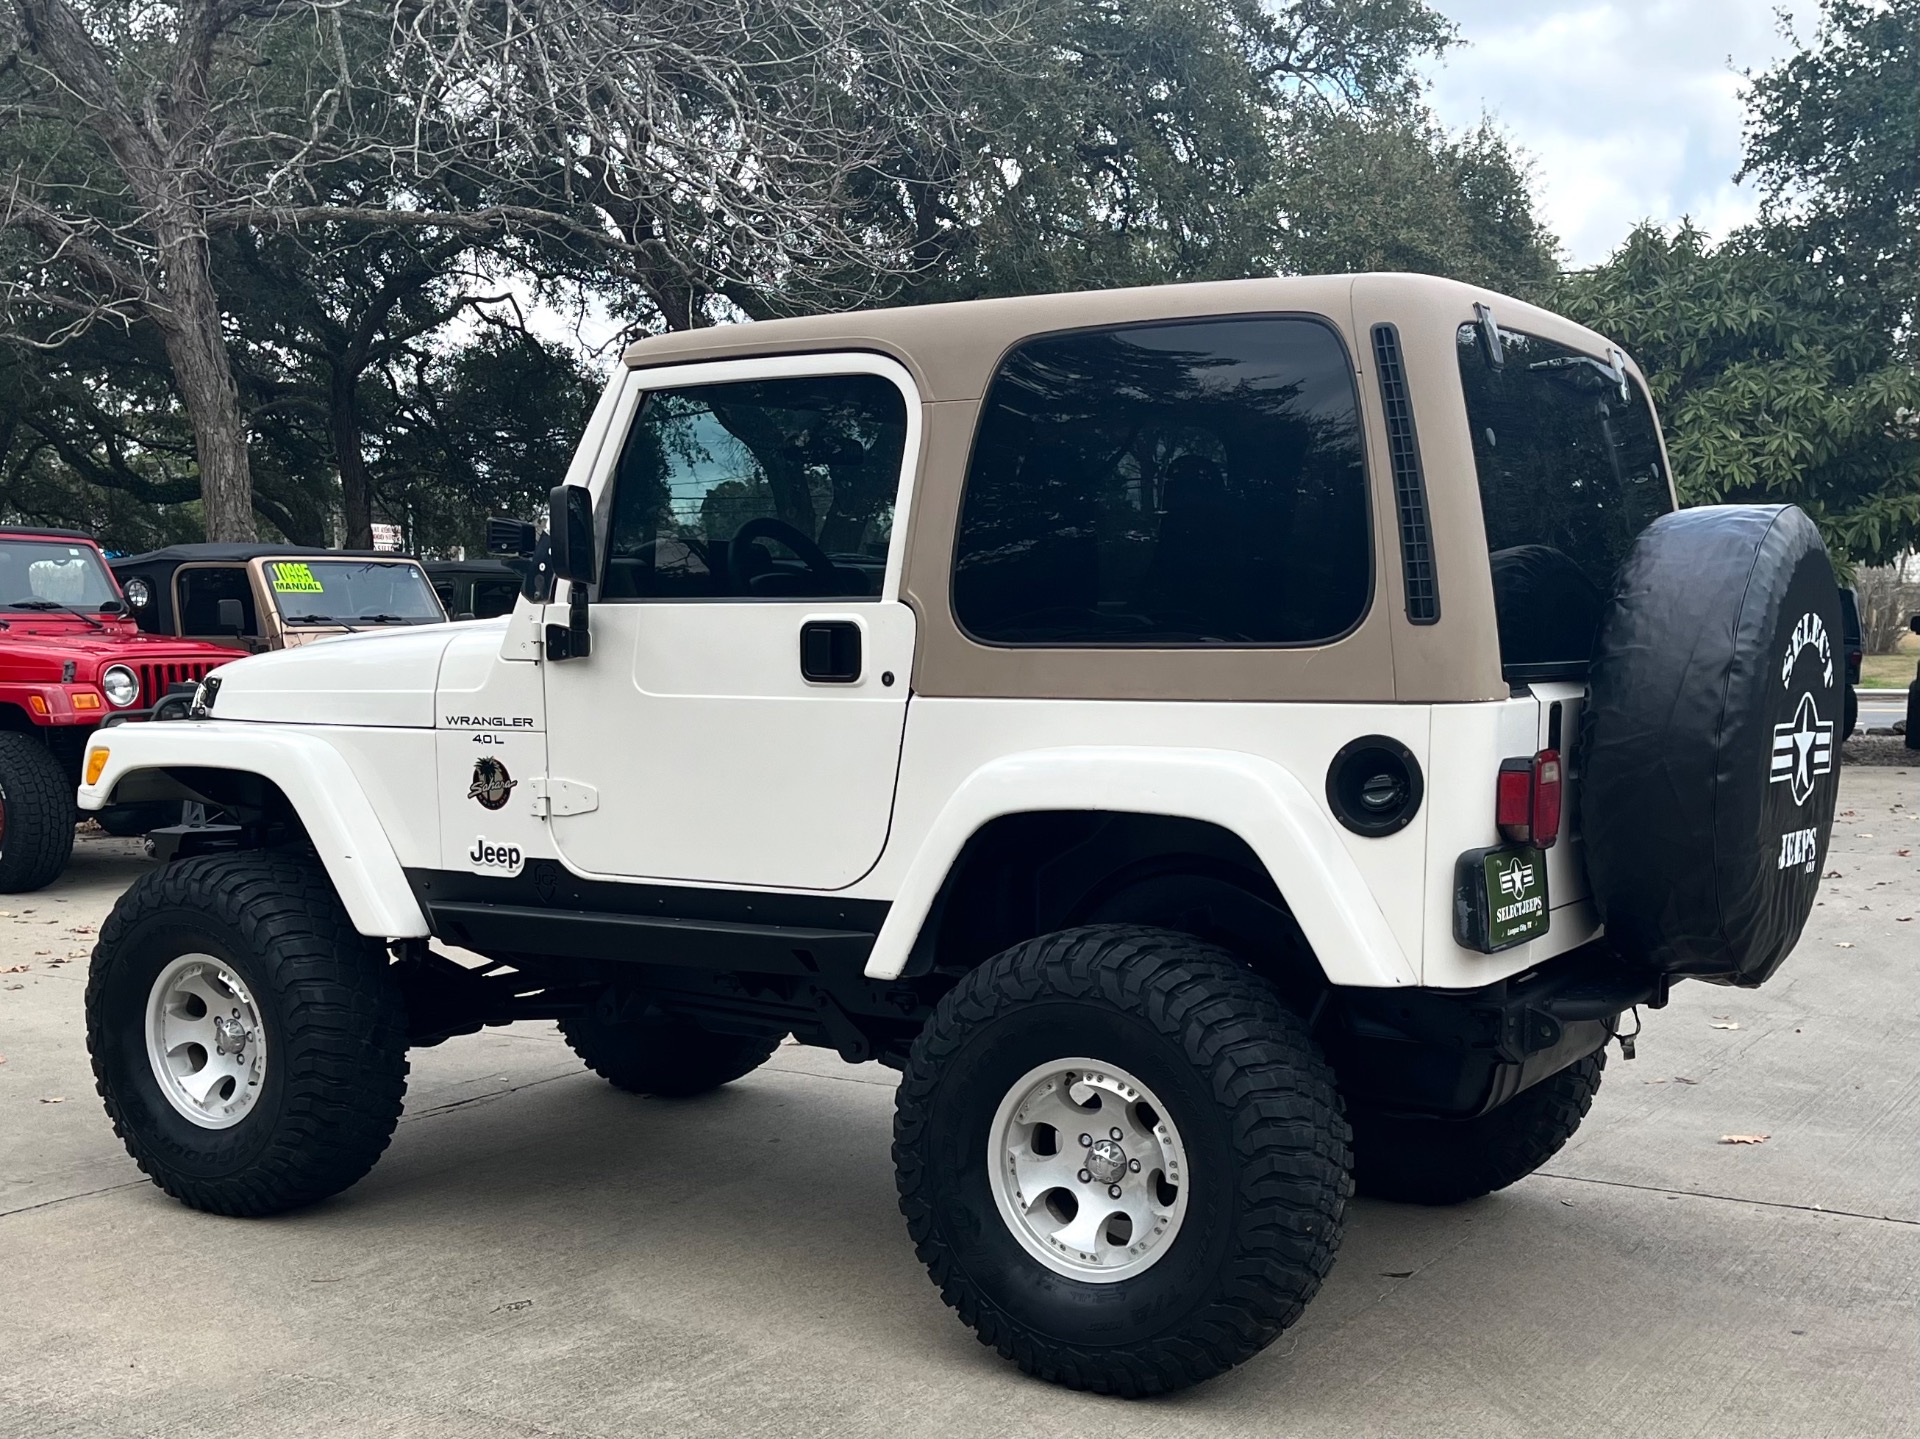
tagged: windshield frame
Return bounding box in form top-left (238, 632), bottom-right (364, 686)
top-left (0, 536), bottom-right (122, 613)
top-left (251, 557), bottom-right (448, 629)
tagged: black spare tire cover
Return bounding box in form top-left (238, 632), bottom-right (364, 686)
top-left (1582, 505), bottom-right (1841, 986)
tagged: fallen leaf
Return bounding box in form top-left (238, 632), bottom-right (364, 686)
top-left (1673, 1076), bottom-right (1699, 1085)
top-left (39, 1096), bottom-right (65, 1105)
top-left (1719, 1133), bottom-right (1770, 1145)
top-left (1824, 870), bottom-right (1844, 878)
top-left (1380, 1270), bottom-right (1414, 1279)
top-left (0, 910), bottom-right (12, 918)
top-left (3, 984), bottom-right (21, 991)
top-left (1, 965), bottom-right (27, 974)
top-left (1834, 941), bottom-right (1855, 948)
top-left (1898, 917), bottom-right (1913, 923)
top-left (1899, 849), bottom-right (1911, 857)
top-left (1859, 833), bottom-right (1874, 839)
top-left (1710, 1021), bottom-right (1740, 1030)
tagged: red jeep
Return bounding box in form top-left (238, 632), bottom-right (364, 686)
top-left (0, 527), bottom-right (235, 891)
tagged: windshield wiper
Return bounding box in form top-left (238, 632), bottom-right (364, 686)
top-left (9, 599), bottom-right (103, 629)
top-left (352, 613), bottom-right (415, 623)
top-left (283, 613), bottom-right (361, 631)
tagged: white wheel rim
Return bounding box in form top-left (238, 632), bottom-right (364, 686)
top-left (986, 1058), bottom-right (1190, 1284)
top-left (144, 953), bottom-right (267, 1130)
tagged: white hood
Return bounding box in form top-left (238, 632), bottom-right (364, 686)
top-left (210, 624), bottom-right (466, 728)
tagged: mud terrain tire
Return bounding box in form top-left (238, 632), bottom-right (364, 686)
top-left (86, 853), bottom-right (409, 1215)
top-left (895, 925), bottom-right (1350, 1396)
top-left (1583, 504), bottom-right (1842, 984)
top-left (1349, 1053), bottom-right (1605, 1205)
top-left (0, 732), bottom-right (75, 892)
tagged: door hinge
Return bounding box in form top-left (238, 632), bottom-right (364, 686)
top-left (529, 777), bottom-right (599, 818)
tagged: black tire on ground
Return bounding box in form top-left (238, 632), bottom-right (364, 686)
top-left (1583, 504), bottom-right (1843, 986)
top-left (894, 925), bottom-right (1351, 1397)
top-left (85, 852), bottom-right (409, 1216)
top-left (95, 801), bottom-right (180, 838)
top-left (1348, 1052), bottom-right (1605, 1206)
top-left (559, 1008), bottom-right (779, 1098)
top-left (1843, 685), bottom-right (1858, 742)
top-left (0, 731), bottom-right (76, 892)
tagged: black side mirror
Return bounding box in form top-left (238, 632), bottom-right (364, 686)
top-left (544, 483), bottom-right (596, 661)
top-left (1910, 613), bottom-right (1919, 636)
top-left (548, 484), bottom-right (598, 586)
top-left (215, 597), bottom-right (245, 635)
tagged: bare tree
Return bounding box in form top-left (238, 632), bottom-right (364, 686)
top-left (1, 0), bottom-right (1022, 538)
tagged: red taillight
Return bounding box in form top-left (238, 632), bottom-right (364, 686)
top-left (1532, 750), bottom-right (1562, 848)
top-left (1496, 749), bottom-right (1562, 849)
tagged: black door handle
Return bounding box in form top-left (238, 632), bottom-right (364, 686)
top-left (800, 620), bottom-right (862, 683)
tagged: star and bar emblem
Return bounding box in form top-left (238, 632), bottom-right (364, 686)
top-left (1769, 691), bottom-right (1834, 806)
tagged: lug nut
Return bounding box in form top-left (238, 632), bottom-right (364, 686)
top-left (1078, 1169), bottom-right (1092, 1184)
top-left (1108, 1184), bottom-right (1123, 1199)
top-left (1079, 1133), bottom-right (1093, 1148)
top-left (1129, 1159), bottom-right (1141, 1172)
top-left (1110, 1127), bottom-right (1123, 1141)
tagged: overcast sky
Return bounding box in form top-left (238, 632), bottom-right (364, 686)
top-left (1420, 0), bottom-right (1825, 267)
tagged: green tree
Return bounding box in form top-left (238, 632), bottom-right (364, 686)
top-left (1558, 1), bottom-right (1919, 566)
top-left (1560, 223), bottom-right (1919, 565)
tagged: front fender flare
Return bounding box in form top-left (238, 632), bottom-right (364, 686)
top-left (79, 723), bottom-right (428, 939)
top-left (864, 746), bottom-right (1418, 987)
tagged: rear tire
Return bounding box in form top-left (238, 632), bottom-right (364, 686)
top-left (894, 925), bottom-right (1350, 1396)
top-left (1348, 1052), bottom-right (1605, 1206)
top-left (85, 852), bottom-right (409, 1216)
top-left (560, 1008), bottom-right (779, 1098)
top-left (0, 731), bottom-right (75, 892)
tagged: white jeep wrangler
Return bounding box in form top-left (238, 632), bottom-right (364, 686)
top-left (79, 275), bottom-right (1843, 1395)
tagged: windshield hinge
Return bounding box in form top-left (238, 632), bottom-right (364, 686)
top-left (528, 777), bottom-right (598, 818)
top-left (1474, 302), bottom-right (1504, 369)
top-left (1606, 346), bottom-right (1631, 402)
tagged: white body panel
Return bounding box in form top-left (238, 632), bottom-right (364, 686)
top-left (539, 351), bottom-right (923, 892)
top-left (78, 722), bottom-right (429, 938)
top-left (542, 601), bottom-right (915, 889)
top-left (207, 624), bottom-right (466, 728)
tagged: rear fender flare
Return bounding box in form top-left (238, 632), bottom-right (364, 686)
top-left (78, 723), bottom-right (427, 939)
top-left (866, 746), bottom-right (1417, 987)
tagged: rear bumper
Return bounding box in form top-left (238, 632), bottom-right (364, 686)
top-left (1327, 940), bottom-right (1663, 1118)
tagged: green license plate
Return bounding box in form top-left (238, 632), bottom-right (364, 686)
top-left (1454, 844), bottom-right (1551, 952)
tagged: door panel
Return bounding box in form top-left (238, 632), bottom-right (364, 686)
top-left (542, 601), bottom-right (914, 889)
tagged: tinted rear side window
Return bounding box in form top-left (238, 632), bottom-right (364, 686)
top-left (953, 317), bottom-right (1370, 646)
top-left (1457, 324), bottom-right (1673, 677)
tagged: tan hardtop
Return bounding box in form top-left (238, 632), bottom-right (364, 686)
top-left (619, 273), bottom-right (1660, 705)
top-left (619, 273), bottom-right (1638, 404)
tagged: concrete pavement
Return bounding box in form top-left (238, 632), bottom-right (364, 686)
top-left (2, 766), bottom-right (1915, 1438)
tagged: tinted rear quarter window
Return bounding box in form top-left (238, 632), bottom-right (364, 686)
top-left (953, 317), bottom-right (1370, 646)
top-left (1458, 324), bottom-right (1673, 677)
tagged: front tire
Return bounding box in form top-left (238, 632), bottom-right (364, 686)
top-left (85, 853), bottom-right (409, 1216)
top-left (1348, 1052), bottom-right (1605, 1206)
top-left (0, 731), bottom-right (75, 892)
top-left (894, 926), bottom-right (1350, 1396)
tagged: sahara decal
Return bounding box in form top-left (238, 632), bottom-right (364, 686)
top-left (468, 757), bottom-right (517, 810)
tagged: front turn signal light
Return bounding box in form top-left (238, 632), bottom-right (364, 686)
top-left (71, 691), bottom-right (102, 711)
top-left (84, 747), bottom-right (109, 786)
